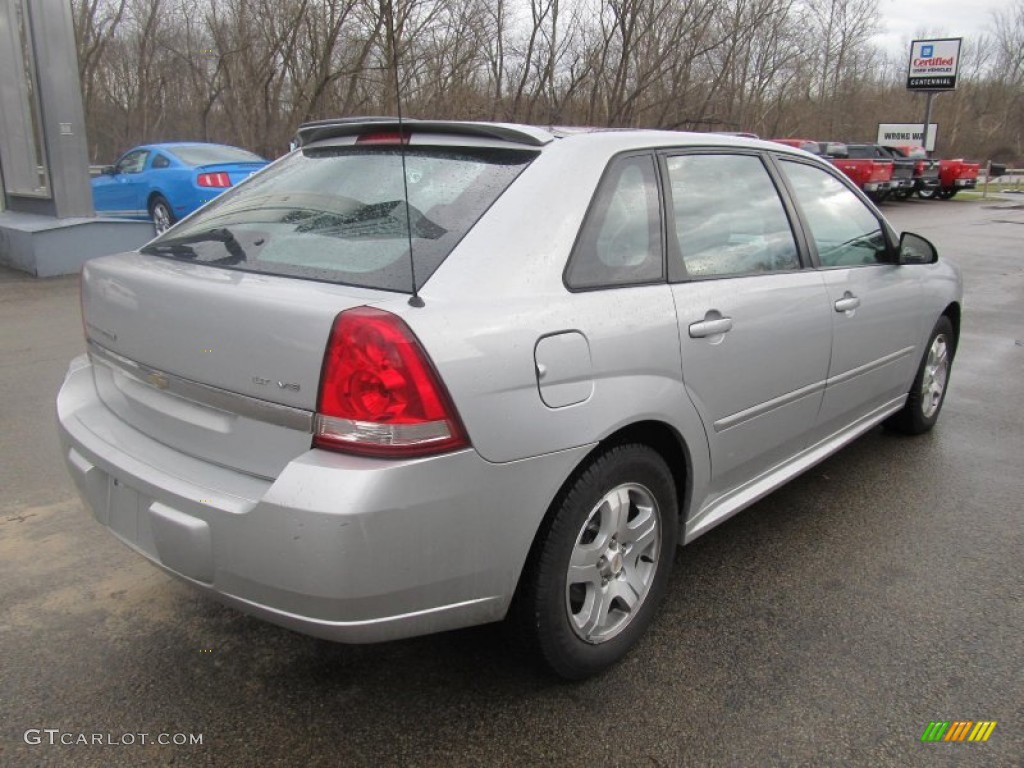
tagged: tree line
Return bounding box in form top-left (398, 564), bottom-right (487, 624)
top-left (73, 0), bottom-right (1024, 162)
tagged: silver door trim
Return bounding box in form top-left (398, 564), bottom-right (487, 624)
top-left (87, 340), bottom-right (314, 433)
top-left (825, 346), bottom-right (915, 388)
top-left (688, 395), bottom-right (906, 542)
top-left (714, 379), bottom-right (827, 433)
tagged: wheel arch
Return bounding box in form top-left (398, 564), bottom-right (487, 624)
top-left (942, 301), bottom-right (961, 354)
top-left (534, 420), bottom-right (694, 550)
top-left (595, 421), bottom-right (692, 524)
top-left (147, 190), bottom-right (169, 212)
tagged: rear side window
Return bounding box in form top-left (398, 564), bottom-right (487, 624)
top-left (152, 154), bottom-right (170, 169)
top-left (667, 154), bottom-right (799, 279)
top-left (780, 160), bottom-right (888, 267)
top-left (143, 146), bottom-right (535, 291)
top-left (565, 154), bottom-right (663, 289)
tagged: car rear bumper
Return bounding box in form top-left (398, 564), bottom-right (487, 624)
top-left (57, 355), bottom-right (589, 643)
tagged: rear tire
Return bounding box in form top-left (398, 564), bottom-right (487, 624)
top-left (149, 195), bottom-right (175, 234)
top-left (885, 316), bottom-right (955, 435)
top-left (917, 187), bottom-right (939, 200)
top-left (511, 444), bottom-right (678, 680)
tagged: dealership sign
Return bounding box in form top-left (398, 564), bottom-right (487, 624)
top-left (877, 123), bottom-right (938, 151)
top-left (907, 38), bottom-right (962, 91)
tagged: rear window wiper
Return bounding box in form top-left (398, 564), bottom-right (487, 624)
top-left (288, 201), bottom-right (447, 240)
top-left (141, 227), bottom-right (248, 265)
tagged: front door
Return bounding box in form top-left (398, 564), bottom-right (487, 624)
top-left (775, 159), bottom-right (920, 436)
top-left (92, 149), bottom-right (150, 217)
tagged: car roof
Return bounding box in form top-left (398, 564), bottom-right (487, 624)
top-left (128, 142), bottom-right (252, 158)
top-left (296, 117), bottom-right (806, 158)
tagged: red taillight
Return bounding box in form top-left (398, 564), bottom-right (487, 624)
top-left (356, 130), bottom-right (410, 145)
top-left (313, 307), bottom-right (468, 457)
top-left (197, 172), bottom-right (232, 187)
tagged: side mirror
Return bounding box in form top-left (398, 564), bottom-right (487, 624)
top-left (102, 165), bottom-right (117, 176)
top-left (899, 232), bottom-right (938, 265)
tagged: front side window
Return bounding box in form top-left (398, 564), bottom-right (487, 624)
top-left (142, 146), bottom-right (535, 291)
top-left (667, 153), bottom-right (800, 279)
top-left (565, 154), bottom-right (663, 289)
top-left (117, 150), bottom-right (149, 174)
top-left (780, 160), bottom-right (888, 267)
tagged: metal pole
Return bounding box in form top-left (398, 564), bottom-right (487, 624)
top-left (921, 92), bottom-right (935, 156)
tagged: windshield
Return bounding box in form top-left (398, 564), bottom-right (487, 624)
top-left (144, 145), bottom-right (535, 291)
top-left (169, 145), bottom-right (266, 166)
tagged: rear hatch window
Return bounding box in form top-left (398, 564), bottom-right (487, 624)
top-left (170, 145), bottom-right (266, 164)
top-left (143, 146), bottom-right (535, 291)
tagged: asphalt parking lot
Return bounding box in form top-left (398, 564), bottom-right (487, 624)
top-left (1, 197), bottom-right (1022, 767)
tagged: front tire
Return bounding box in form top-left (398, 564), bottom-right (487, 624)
top-left (149, 195), bottom-right (175, 234)
top-left (512, 444), bottom-right (678, 680)
top-left (917, 187), bottom-right (939, 200)
top-left (886, 316), bottom-right (955, 435)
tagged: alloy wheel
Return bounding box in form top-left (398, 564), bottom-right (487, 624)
top-left (565, 483), bottom-right (661, 644)
top-left (153, 203), bottom-right (172, 234)
top-left (921, 333), bottom-right (950, 419)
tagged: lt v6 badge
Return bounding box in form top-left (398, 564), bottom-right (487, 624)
top-left (252, 376), bottom-right (300, 392)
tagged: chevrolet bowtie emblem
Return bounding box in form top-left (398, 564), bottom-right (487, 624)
top-left (146, 371), bottom-right (170, 390)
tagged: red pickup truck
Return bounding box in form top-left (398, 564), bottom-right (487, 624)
top-left (827, 150), bottom-right (894, 202)
top-left (880, 145), bottom-right (941, 198)
top-left (922, 158), bottom-right (980, 199)
top-left (771, 139), bottom-right (894, 202)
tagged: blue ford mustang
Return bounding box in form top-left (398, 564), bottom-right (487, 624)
top-left (91, 143), bottom-right (269, 233)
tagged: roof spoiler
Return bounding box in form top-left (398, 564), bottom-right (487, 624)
top-left (295, 117), bottom-right (554, 148)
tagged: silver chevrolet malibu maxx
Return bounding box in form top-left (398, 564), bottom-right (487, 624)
top-left (57, 120), bottom-right (962, 679)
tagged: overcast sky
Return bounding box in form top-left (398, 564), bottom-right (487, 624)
top-left (871, 0), bottom-right (1007, 55)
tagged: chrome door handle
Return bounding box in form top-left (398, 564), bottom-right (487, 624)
top-left (688, 316), bottom-right (733, 338)
top-left (834, 294), bottom-right (861, 312)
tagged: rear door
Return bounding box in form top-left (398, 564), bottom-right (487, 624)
top-left (775, 158), bottom-right (921, 436)
top-left (665, 151), bottom-right (833, 497)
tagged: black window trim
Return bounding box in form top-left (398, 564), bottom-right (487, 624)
top-left (658, 147), bottom-right (812, 284)
top-left (768, 152), bottom-right (900, 270)
top-left (562, 149), bottom-right (669, 293)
